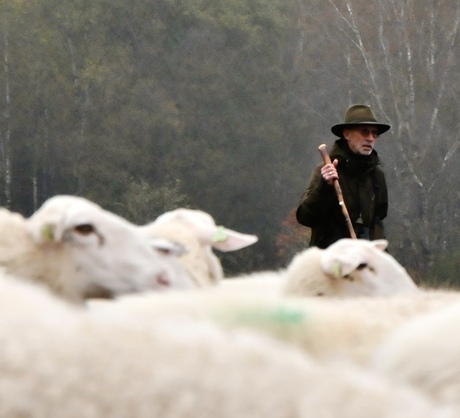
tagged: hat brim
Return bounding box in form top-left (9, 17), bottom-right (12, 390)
top-left (331, 122), bottom-right (391, 138)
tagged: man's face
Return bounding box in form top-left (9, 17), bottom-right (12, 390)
top-left (343, 125), bottom-right (379, 155)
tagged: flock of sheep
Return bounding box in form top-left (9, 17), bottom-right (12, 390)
top-left (2, 194), bottom-right (460, 417)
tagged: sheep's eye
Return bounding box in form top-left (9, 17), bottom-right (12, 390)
top-left (357, 263), bottom-right (368, 270)
top-left (74, 224), bottom-right (95, 235)
top-left (155, 247), bottom-right (173, 255)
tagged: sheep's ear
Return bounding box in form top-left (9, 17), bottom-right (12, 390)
top-left (40, 224), bottom-right (55, 242)
top-left (321, 256), bottom-right (361, 278)
top-left (28, 208), bottom-right (69, 244)
top-left (154, 208), bottom-right (258, 251)
top-left (27, 221), bottom-right (61, 244)
top-left (211, 227), bottom-right (258, 252)
top-left (371, 239), bottom-right (388, 252)
top-left (320, 247), bottom-right (367, 278)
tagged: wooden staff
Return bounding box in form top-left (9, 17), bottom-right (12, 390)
top-left (318, 144), bottom-right (357, 239)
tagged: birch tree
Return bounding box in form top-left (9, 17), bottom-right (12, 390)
top-left (0, 4), bottom-right (12, 208)
top-left (296, 0), bottom-right (460, 276)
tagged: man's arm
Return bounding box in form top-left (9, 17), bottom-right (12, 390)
top-left (296, 165), bottom-right (337, 227)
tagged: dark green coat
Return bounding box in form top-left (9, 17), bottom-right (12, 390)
top-left (296, 139), bottom-right (388, 248)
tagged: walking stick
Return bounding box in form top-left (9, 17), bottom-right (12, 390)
top-left (318, 144), bottom-right (357, 239)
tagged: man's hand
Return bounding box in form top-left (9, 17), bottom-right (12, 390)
top-left (321, 159), bottom-right (338, 184)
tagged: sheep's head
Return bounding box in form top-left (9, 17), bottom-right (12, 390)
top-left (319, 239), bottom-right (418, 297)
top-left (283, 239), bottom-right (418, 298)
top-left (283, 247), bottom-right (335, 297)
top-left (153, 208), bottom-right (258, 252)
top-left (25, 195), bottom-right (193, 302)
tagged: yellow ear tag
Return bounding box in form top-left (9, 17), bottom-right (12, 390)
top-left (212, 226), bottom-right (228, 242)
top-left (41, 224), bottom-right (54, 242)
top-left (332, 261), bottom-right (342, 278)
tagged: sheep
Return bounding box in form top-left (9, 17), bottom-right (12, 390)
top-left (87, 238), bottom-right (439, 364)
top-left (90, 236), bottom-right (460, 365)
top-left (138, 208), bottom-right (258, 287)
top-left (283, 238), bottom-right (419, 297)
top-left (89, 287), bottom-right (460, 365)
top-left (369, 300), bottom-right (460, 407)
top-left (0, 195), bottom-right (194, 303)
top-left (216, 238), bottom-right (418, 299)
top-left (0, 274), bottom-right (452, 418)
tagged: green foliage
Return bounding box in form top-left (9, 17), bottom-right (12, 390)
top-left (115, 178), bottom-right (190, 224)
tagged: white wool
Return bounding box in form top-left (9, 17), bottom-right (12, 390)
top-left (90, 288), bottom-right (460, 365)
top-left (0, 195), bottom-right (193, 303)
top-left (0, 276), bottom-right (450, 418)
top-left (139, 208), bottom-right (258, 287)
top-left (283, 239), bottom-right (419, 297)
top-left (370, 300), bottom-right (460, 406)
top-left (219, 270), bottom-right (287, 296)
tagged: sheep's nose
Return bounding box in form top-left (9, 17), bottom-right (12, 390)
top-left (155, 272), bottom-right (171, 289)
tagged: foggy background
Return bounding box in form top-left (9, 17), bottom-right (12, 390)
top-left (0, 0), bottom-right (459, 286)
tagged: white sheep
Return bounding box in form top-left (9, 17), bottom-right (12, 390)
top-left (0, 195), bottom-right (194, 303)
top-left (216, 238), bottom-right (418, 299)
top-left (139, 208), bottom-right (258, 287)
top-left (370, 300), bottom-right (460, 407)
top-left (91, 237), bottom-right (460, 365)
top-left (0, 274), bottom-right (451, 418)
top-left (283, 238), bottom-right (419, 297)
top-left (90, 286), bottom-right (460, 365)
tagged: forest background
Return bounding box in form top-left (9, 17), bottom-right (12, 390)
top-left (0, 0), bottom-right (459, 286)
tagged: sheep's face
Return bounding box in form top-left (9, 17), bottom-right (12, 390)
top-left (27, 196), bottom-right (193, 302)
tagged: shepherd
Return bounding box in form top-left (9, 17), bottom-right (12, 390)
top-left (296, 104), bottom-right (391, 248)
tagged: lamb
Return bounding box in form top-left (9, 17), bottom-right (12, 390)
top-left (138, 208), bottom-right (258, 287)
top-left (0, 274), bottom-right (451, 418)
top-left (0, 195), bottom-right (194, 303)
top-left (369, 300), bottom-right (460, 407)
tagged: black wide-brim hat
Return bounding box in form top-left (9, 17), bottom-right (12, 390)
top-left (331, 104), bottom-right (391, 137)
